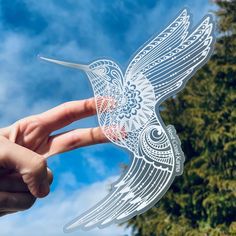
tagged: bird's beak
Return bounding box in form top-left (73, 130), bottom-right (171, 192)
top-left (39, 56), bottom-right (89, 71)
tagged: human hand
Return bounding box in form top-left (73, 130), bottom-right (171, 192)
top-left (0, 98), bottom-right (107, 216)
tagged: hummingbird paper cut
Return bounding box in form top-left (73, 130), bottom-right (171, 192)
top-left (40, 9), bottom-right (215, 232)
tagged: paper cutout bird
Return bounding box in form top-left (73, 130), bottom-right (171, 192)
top-left (40, 9), bottom-right (215, 232)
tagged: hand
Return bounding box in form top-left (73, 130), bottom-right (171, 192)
top-left (0, 98), bottom-right (107, 216)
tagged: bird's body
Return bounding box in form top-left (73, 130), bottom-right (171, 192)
top-left (41, 9), bottom-right (215, 232)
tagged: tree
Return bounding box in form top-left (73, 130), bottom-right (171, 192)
top-left (126, 1), bottom-right (236, 235)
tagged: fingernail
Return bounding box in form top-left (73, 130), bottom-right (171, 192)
top-left (38, 180), bottom-right (49, 198)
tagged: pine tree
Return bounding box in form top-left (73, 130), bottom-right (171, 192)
top-left (125, 1), bottom-right (236, 235)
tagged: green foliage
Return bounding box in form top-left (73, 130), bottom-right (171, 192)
top-left (126, 1), bottom-right (236, 235)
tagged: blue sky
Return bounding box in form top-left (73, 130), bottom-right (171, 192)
top-left (0, 0), bottom-right (216, 235)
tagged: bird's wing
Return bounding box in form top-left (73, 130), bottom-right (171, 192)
top-left (125, 9), bottom-right (215, 104)
top-left (107, 9), bottom-right (214, 152)
top-left (64, 156), bottom-right (174, 232)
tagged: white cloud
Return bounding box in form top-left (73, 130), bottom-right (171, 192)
top-left (84, 156), bottom-right (107, 176)
top-left (57, 172), bottom-right (78, 189)
top-left (0, 32), bottom-right (91, 127)
top-left (0, 175), bottom-right (131, 236)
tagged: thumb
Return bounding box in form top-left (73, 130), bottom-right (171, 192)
top-left (0, 136), bottom-right (50, 198)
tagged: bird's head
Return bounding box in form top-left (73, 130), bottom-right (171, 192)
top-left (40, 56), bottom-right (124, 127)
top-left (40, 57), bottom-right (123, 94)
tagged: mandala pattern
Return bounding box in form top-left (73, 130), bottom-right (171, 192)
top-left (118, 82), bottom-right (142, 119)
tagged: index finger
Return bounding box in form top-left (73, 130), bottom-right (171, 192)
top-left (38, 97), bottom-right (97, 132)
